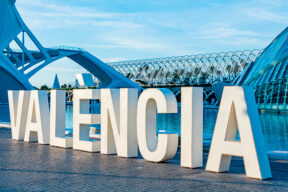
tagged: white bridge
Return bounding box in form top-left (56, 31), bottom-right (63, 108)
top-left (0, 0), bottom-right (140, 103)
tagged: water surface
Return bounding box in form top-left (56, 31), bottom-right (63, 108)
top-left (1, 104), bottom-right (287, 158)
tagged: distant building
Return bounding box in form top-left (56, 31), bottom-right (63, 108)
top-left (75, 79), bottom-right (80, 88)
top-left (76, 73), bottom-right (95, 88)
top-left (52, 74), bottom-right (60, 89)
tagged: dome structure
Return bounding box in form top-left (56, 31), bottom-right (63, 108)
top-left (236, 27), bottom-right (288, 111)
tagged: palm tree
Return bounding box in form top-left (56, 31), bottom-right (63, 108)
top-left (226, 65), bottom-right (231, 73)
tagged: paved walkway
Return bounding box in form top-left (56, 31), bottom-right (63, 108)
top-left (0, 128), bottom-right (287, 191)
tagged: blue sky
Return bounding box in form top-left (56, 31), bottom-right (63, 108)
top-left (15, 0), bottom-right (288, 87)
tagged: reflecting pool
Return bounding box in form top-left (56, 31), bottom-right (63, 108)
top-left (156, 108), bottom-right (288, 154)
top-left (58, 105), bottom-right (288, 158)
top-left (1, 104), bottom-right (288, 158)
top-left (0, 105), bottom-right (10, 125)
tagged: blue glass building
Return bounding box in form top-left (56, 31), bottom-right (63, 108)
top-left (236, 27), bottom-right (288, 111)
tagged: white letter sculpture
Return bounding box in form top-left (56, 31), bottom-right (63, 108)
top-left (206, 86), bottom-right (272, 179)
top-left (8, 91), bottom-right (30, 140)
top-left (101, 88), bottom-right (138, 158)
top-left (73, 89), bottom-right (101, 152)
top-left (137, 88), bottom-right (178, 162)
top-left (181, 87), bottom-right (203, 168)
top-left (24, 90), bottom-right (50, 144)
top-left (50, 90), bottom-right (73, 148)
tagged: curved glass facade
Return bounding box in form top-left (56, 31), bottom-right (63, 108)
top-left (110, 49), bottom-right (262, 87)
top-left (237, 27), bottom-right (288, 111)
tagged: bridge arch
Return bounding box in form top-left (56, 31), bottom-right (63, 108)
top-left (0, 0), bottom-right (140, 103)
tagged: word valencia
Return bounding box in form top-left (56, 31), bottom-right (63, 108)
top-left (8, 86), bottom-right (272, 180)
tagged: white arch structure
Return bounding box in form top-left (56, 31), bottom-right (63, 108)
top-left (0, 0), bottom-right (140, 103)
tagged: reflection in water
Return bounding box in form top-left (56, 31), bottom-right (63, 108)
top-left (260, 113), bottom-right (288, 151)
top-left (1, 104), bottom-right (288, 155)
top-left (65, 105), bottom-right (73, 129)
top-left (158, 108), bottom-right (288, 153)
top-left (0, 105), bottom-right (10, 123)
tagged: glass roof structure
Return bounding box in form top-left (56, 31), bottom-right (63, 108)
top-left (236, 27), bottom-right (288, 111)
top-left (110, 49), bottom-right (262, 87)
top-left (237, 27), bottom-right (288, 87)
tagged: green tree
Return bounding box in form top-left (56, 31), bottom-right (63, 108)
top-left (61, 84), bottom-right (67, 89)
top-left (40, 85), bottom-right (49, 90)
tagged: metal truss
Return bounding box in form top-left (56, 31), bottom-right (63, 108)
top-left (109, 50), bottom-right (263, 87)
top-left (235, 27), bottom-right (288, 111)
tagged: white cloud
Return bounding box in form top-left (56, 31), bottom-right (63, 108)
top-left (198, 23), bottom-right (261, 40)
top-left (44, 67), bottom-right (84, 73)
top-left (104, 36), bottom-right (168, 50)
top-left (214, 37), bottom-right (268, 47)
top-left (103, 57), bottom-right (127, 63)
top-left (255, 0), bottom-right (288, 7)
top-left (241, 8), bottom-right (288, 24)
top-left (63, 20), bottom-right (144, 29)
top-left (18, 1), bottom-right (145, 30)
top-left (18, 0), bottom-right (288, 86)
top-left (19, 5), bottom-right (134, 20)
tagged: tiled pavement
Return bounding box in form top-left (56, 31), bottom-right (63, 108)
top-left (0, 128), bottom-right (287, 192)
